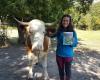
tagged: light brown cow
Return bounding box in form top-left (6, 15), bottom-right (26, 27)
top-left (15, 18), bottom-right (53, 80)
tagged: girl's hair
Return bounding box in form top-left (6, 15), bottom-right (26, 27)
top-left (58, 14), bottom-right (74, 32)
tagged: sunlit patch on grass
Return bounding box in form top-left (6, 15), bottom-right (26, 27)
top-left (76, 29), bottom-right (100, 51)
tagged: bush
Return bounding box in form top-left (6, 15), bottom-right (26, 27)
top-left (93, 24), bottom-right (100, 30)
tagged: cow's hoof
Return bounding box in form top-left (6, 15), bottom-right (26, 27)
top-left (27, 77), bottom-right (33, 80)
top-left (45, 78), bottom-right (49, 80)
top-left (36, 76), bottom-right (49, 80)
top-left (44, 77), bottom-right (49, 80)
top-left (35, 62), bottom-right (43, 68)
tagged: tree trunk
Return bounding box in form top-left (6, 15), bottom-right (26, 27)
top-left (17, 24), bottom-right (26, 44)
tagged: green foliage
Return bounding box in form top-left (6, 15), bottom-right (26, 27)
top-left (77, 1), bottom-right (100, 30)
top-left (79, 14), bottom-right (92, 30)
top-left (90, 2), bottom-right (100, 30)
top-left (0, 0), bottom-right (94, 24)
top-left (64, 0), bottom-right (94, 29)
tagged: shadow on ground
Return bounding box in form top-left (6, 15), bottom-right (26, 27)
top-left (0, 44), bottom-right (100, 80)
top-left (71, 44), bottom-right (100, 80)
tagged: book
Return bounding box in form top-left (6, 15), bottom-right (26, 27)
top-left (63, 32), bottom-right (73, 45)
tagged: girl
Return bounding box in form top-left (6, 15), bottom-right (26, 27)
top-left (50, 14), bottom-right (78, 80)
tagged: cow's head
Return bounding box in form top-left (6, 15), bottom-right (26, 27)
top-left (14, 18), bottom-right (56, 36)
top-left (14, 18), bottom-right (56, 51)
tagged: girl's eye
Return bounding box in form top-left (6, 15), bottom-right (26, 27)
top-left (63, 20), bottom-right (68, 22)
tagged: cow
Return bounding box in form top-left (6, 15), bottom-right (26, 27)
top-left (14, 18), bottom-right (56, 80)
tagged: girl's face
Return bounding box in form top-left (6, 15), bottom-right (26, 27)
top-left (62, 17), bottom-right (70, 28)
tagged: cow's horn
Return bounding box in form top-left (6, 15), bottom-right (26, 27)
top-left (14, 17), bottom-right (29, 26)
top-left (45, 21), bottom-right (57, 27)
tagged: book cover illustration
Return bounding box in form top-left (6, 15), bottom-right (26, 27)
top-left (63, 32), bottom-right (73, 45)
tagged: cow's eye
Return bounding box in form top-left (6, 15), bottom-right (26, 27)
top-left (43, 31), bottom-right (44, 33)
top-left (43, 31), bottom-right (46, 35)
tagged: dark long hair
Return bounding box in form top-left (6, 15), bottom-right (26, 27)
top-left (58, 14), bottom-right (74, 32)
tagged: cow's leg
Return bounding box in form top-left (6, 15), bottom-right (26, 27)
top-left (27, 52), bottom-right (34, 79)
top-left (27, 52), bottom-right (37, 80)
top-left (40, 36), bottom-right (50, 80)
top-left (41, 52), bottom-right (49, 80)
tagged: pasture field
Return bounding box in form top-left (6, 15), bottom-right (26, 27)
top-left (76, 29), bottom-right (100, 51)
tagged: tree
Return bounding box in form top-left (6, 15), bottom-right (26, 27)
top-left (77, 1), bottom-right (100, 30)
top-left (0, 0), bottom-right (94, 44)
top-left (88, 1), bottom-right (100, 30)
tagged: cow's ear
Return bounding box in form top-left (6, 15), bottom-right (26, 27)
top-left (45, 28), bottom-right (56, 37)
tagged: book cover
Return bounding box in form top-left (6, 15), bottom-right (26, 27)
top-left (63, 32), bottom-right (73, 45)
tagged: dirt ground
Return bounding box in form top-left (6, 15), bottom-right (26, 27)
top-left (0, 44), bottom-right (100, 80)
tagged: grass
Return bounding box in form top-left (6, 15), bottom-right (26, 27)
top-left (0, 25), bottom-right (17, 30)
top-left (76, 29), bottom-right (100, 41)
top-left (76, 29), bottom-right (100, 51)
